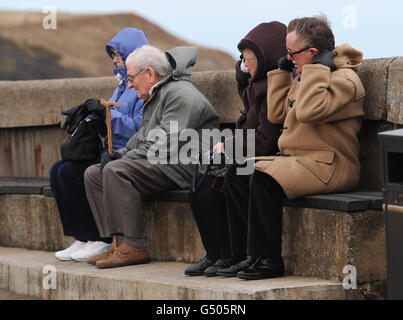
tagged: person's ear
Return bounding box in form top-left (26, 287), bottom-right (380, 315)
top-left (146, 67), bottom-right (157, 83)
top-left (310, 48), bottom-right (319, 56)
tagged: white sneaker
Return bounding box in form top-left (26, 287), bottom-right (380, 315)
top-left (55, 240), bottom-right (87, 261)
top-left (71, 241), bottom-right (111, 262)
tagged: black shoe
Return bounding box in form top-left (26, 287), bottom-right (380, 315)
top-left (204, 256), bottom-right (245, 277)
top-left (216, 256), bottom-right (257, 277)
top-left (237, 257), bottom-right (284, 280)
top-left (184, 256), bottom-right (218, 276)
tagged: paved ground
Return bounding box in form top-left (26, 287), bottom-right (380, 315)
top-left (0, 247), bottom-right (355, 300)
top-left (0, 288), bottom-right (38, 300)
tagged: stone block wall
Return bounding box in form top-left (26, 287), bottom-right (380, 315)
top-left (0, 58), bottom-right (402, 191)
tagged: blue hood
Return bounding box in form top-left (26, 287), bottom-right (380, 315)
top-left (107, 28), bottom-right (148, 100)
top-left (106, 28), bottom-right (148, 62)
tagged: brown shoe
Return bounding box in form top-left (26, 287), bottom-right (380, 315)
top-left (95, 242), bottom-right (150, 269)
top-left (87, 245), bottom-right (115, 265)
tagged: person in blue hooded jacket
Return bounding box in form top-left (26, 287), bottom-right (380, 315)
top-left (50, 28), bottom-right (148, 262)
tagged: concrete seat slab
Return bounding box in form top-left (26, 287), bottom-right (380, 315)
top-left (329, 192), bottom-right (383, 210)
top-left (0, 177), bottom-right (50, 195)
top-left (0, 247), bottom-right (363, 300)
top-left (284, 194), bottom-right (369, 212)
top-left (0, 178), bottom-right (383, 212)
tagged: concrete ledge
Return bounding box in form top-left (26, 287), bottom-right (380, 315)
top-left (1, 178), bottom-right (383, 211)
top-left (0, 192), bottom-right (386, 286)
top-left (0, 126), bottom-right (66, 177)
top-left (0, 177), bottom-right (50, 194)
top-left (358, 58), bottom-right (397, 121)
top-left (0, 194), bottom-right (74, 251)
top-left (0, 77), bottom-right (116, 128)
top-left (1, 58), bottom-right (402, 129)
top-left (0, 194), bottom-right (204, 263)
top-left (0, 178), bottom-right (386, 285)
top-left (192, 71), bottom-right (243, 123)
top-left (283, 192), bottom-right (383, 211)
top-left (282, 207), bottom-right (385, 284)
top-left (0, 247), bottom-right (367, 300)
top-left (1, 62), bottom-right (402, 185)
top-left (0, 71), bottom-right (243, 129)
top-left (387, 57), bottom-right (403, 124)
top-left (0, 288), bottom-right (38, 300)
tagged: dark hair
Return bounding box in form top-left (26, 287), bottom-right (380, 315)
top-left (287, 15), bottom-right (335, 51)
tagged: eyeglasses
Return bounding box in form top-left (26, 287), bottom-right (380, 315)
top-left (112, 52), bottom-right (122, 60)
top-left (127, 69), bottom-right (146, 83)
top-left (287, 46), bottom-right (311, 59)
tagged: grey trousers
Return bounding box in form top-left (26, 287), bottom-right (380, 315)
top-left (84, 158), bottom-right (179, 248)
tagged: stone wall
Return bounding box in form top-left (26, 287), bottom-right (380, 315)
top-left (0, 58), bottom-right (402, 190)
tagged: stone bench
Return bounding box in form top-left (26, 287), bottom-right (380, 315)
top-left (0, 177), bottom-right (383, 212)
top-left (0, 176), bottom-right (386, 297)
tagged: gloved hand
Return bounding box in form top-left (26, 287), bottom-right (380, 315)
top-left (100, 151), bottom-right (122, 173)
top-left (87, 116), bottom-right (107, 137)
top-left (85, 99), bottom-right (106, 121)
top-left (278, 55), bottom-right (294, 72)
top-left (312, 50), bottom-right (337, 71)
top-left (240, 59), bottom-right (250, 73)
top-left (61, 103), bottom-right (89, 133)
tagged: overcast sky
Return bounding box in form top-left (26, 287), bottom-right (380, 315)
top-left (0, 0), bottom-right (401, 59)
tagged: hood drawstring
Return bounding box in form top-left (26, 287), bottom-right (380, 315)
top-left (113, 66), bottom-right (128, 100)
top-left (114, 66), bottom-right (128, 85)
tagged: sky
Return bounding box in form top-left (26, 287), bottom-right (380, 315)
top-left (0, 0), bottom-right (402, 59)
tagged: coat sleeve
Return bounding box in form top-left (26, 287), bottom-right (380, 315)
top-left (235, 59), bottom-right (251, 99)
top-left (228, 95), bottom-right (281, 158)
top-left (238, 97), bottom-right (281, 156)
top-left (295, 64), bottom-right (365, 123)
top-left (235, 60), bottom-right (251, 129)
top-left (109, 96), bottom-right (144, 141)
top-left (267, 69), bottom-right (293, 124)
top-left (126, 89), bottom-right (202, 160)
top-left (254, 97), bottom-right (282, 156)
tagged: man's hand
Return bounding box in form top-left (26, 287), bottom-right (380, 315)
top-left (100, 151), bottom-right (122, 173)
top-left (312, 50), bottom-right (337, 71)
top-left (213, 142), bottom-right (225, 154)
top-left (85, 99), bottom-right (106, 121)
top-left (278, 55), bottom-right (294, 72)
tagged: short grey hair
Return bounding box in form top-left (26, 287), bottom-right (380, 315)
top-left (126, 45), bottom-right (173, 78)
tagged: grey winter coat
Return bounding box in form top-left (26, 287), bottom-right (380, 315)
top-left (124, 46), bottom-right (220, 188)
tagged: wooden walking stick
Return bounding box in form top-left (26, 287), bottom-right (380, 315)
top-left (100, 98), bottom-right (120, 249)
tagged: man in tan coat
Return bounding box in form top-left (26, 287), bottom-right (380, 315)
top-left (230, 16), bottom-right (366, 280)
top-left (255, 20), bottom-right (366, 199)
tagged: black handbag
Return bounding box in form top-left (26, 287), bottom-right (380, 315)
top-left (191, 152), bottom-right (230, 193)
top-left (60, 118), bottom-right (103, 162)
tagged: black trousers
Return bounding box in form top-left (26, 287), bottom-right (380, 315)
top-left (50, 160), bottom-right (112, 243)
top-left (225, 165), bottom-right (285, 258)
top-left (190, 164), bottom-right (285, 260)
top-left (189, 174), bottom-right (231, 259)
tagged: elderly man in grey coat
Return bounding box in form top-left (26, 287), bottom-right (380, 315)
top-left (84, 45), bottom-right (219, 269)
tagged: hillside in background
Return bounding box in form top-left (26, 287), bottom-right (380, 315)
top-left (0, 11), bottom-right (236, 80)
top-left (0, 36), bottom-right (83, 80)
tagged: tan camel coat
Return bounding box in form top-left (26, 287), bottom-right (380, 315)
top-left (253, 43), bottom-right (366, 199)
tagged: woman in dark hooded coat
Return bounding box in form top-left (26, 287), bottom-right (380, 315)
top-left (185, 21), bottom-right (287, 277)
